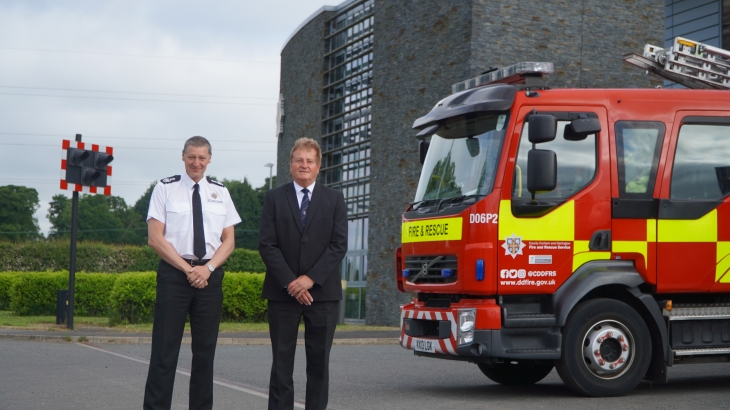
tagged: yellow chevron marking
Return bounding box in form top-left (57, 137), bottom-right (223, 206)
top-left (717, 242), bottom-right (730, 283)
top-left (612, 241), bottom-right (648, 270)
top-left (499, 200), bottom-right (574, 241)
top-left (658, 210), bottom-right (717, 243)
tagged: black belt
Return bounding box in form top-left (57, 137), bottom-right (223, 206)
top-left (183, 258), bottom-right (211, 267)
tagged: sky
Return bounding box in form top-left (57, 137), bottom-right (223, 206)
top-left (0, 0), bottom-right (333, 235)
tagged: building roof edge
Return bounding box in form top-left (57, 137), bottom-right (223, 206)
top-left (281, 0), bottom-right (359, 53)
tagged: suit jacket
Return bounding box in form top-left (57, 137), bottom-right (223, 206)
top-left (259, 182), bottom-right (348, 301)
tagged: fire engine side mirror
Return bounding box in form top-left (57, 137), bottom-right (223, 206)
top-left (565, 117), bottom-right (601, 141)
top-left (528, 114), bottom-right (557, 144)
top-left (527, 149), bottom-right (557, 194)
top-left (419, 139), bottom-right (430, 164)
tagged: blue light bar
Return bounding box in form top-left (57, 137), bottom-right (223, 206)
top-left (452, 62), bottom-right (554, 93)
top-left (441, 269), bottom-right (453, 277)
top-left (402, 269), bottom-right (410, 277)
top-left (476, 260), bottom-right (484, 281)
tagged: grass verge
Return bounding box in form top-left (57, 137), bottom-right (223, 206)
top-left (0, 311), bottom-right (397, 333)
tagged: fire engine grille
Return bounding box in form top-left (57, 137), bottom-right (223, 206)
top-left (404, 255), bottom-right (457, 284)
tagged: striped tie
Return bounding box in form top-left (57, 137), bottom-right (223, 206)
top-left (300, 188), bottom-right (310, 227)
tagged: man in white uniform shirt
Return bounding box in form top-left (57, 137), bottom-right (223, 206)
top-left (143, 136), bottom-right (241, 410)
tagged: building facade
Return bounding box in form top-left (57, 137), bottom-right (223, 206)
top-left (279, 0), bottom-right (374, 321)
top-left (278, 0), bottom-right (728, 325)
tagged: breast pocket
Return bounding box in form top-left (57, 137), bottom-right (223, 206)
top-left (165, 201), bottom-right (190, 233)
top-left (204, 202), bottom-right (227, 238)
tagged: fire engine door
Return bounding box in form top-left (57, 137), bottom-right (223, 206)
top-left (610, 121), bottom-right (666, 285)
top-left (498, 107), bottom-right (611, 294)
top-left (655, 113), bottom-right (730, 293)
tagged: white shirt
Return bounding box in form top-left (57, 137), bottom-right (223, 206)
top-left (293, 180), bottom-right (316, 208)
top-left (147, 172), bottom-right (241, 259)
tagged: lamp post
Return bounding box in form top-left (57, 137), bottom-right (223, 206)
top-left (264, 163), bottom-right (274, 190)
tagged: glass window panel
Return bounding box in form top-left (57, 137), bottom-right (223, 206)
top-left (512, 121), bottom-right (596, 201)
top-left (348, 219), bottom-right (359, 250)
top-left (344, 287), bottom-right (360, 319)
top-left (671, 124), bottom-right (730, 199)
top-left (359, 287), bottom-right (366, 319)
top-left (615, 121), bottom-right (664, 197)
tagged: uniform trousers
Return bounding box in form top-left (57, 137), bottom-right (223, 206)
top-left (267, 300), bottom-right (339, 410)
top-left (143, 259), bottom-right (223, 410)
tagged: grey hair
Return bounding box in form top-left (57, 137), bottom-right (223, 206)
top-left (289, 137), bottom-right (321, 164)
top-left (183, 136), bottom-right (212, 155)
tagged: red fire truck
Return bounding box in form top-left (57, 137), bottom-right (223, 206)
top-left (396, 38), bottom-right (730, 396)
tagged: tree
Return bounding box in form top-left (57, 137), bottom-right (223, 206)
top-left (130, 182), bottom-right (157, 245)
top-left (0, 185), bottom-right (43, 241)
top-left (255, 175), bottom-right (277, 208)
top-left (47, 194), bottom-right (146, 245)
top-left (224, 178), bottom-right (262, 250)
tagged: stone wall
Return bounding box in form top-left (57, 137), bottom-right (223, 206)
top-left (281, 0), bottom-right (665, 326)
top-left (470, 0), bottom-right (663, 88)
top-left (368, 0), bottom-right (474, 326)
top-left (366, 0), bottom-right (662, 326)
top-left (278, 11), bottom-right (333, 187)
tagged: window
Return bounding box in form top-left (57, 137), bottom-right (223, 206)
top-left (512, 120), bottom-right (597, 201)
top-left (671, 123), bottom-right (730, 200)
top-left (324, 0), bottom-right (373, 321)
top-left (615, 121), bottom-right (664, 197)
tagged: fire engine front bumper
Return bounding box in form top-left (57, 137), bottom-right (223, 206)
top-left (400, 301), bottom-right (561, 362)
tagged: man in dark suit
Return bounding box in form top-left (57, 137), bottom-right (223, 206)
top-left (259, 137), bottom-right (348, 410)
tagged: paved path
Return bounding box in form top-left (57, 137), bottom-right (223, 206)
top-left (2, 338), bottom-right (730, 409)
top-left (0, 327), bottom-right (400, 345)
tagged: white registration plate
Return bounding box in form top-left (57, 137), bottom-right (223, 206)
top-left (413, 338), bottom-right (436, 353)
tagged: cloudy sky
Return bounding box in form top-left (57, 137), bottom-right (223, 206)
top-left (0, 0), bottom-right (332, 234)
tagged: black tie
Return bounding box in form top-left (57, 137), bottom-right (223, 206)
top-left (192, 183), bottom-right (206, 260)
top-left (300, 188), bottom-right (310, 227)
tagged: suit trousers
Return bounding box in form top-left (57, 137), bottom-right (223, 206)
top-left (143, 260), bottom-right (223, 410)
top-left (267, 300), bottom-right (339, 410)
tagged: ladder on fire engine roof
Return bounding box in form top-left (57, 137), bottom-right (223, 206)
top-left (623, 36), bottom-right (730, 90)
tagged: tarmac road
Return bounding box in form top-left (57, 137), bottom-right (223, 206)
top-left (2, 339), bottom-right (730, 409)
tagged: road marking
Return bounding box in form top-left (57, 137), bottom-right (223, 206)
top-left (76, 343), bottom-right (305, 408)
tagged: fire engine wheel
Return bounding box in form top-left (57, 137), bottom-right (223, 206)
top-left (477, 360), bottom-right (554, 386)
top-left (556, 298), bottom-right (651, 397)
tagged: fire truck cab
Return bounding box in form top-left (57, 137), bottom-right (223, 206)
top-left (397, 39), bottom-right (730, 396)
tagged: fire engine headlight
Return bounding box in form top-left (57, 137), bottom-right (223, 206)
top-left (458, 309), bottom-right (476, 345)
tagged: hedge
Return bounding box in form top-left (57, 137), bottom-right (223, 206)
top-left (76, 273), bottom-right (118, 316)
top-left (10, 272), bottom-right (68, 316)
top-left (108, 272), bottom-right (157, 324)
top-left (3, 271), bottom-right (267, 324)
top-left (0, 273), bottom-right (21, 310)
top-left (0, 240), bottom-right (265, 273)
top-left (221, 273), bottom-right (267, 322)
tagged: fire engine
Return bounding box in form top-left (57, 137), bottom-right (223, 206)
top-left (396, 37), bottom-right (730, 396)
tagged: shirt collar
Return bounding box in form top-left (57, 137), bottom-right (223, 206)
top-left (182, 172), bottom-right (204, 190)
top-left (293, 180), bottom-right (316, 194)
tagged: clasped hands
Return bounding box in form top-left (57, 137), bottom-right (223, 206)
top-left (288, 275), bottom-right (314, 305)
top-left (187, 265), bottom-right (210, 289)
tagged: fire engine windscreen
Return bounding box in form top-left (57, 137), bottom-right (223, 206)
top-left (415, 112), bottom-right (508, 202)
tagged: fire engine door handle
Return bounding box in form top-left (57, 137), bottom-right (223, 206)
top-left (589, 230), bottom-right (611, 251)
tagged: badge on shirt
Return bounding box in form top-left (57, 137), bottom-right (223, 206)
top-left (208, 192), bottom-right (223, 203)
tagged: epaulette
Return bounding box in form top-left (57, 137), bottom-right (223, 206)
top-left (160, 175), bottom-right (181, 184)
top-left (207, 176), bottom-right (225, 187)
